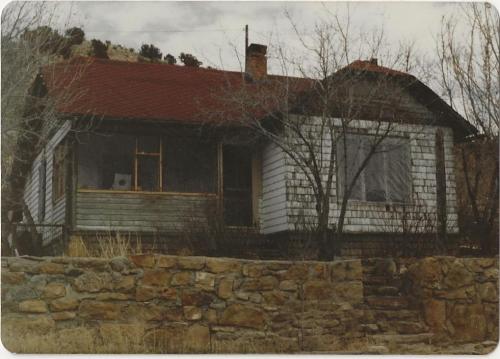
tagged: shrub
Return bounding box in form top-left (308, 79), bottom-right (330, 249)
top-left (164, 53), bottom-right (176, 65)
top-left (91, 39), bottom-right (108, 59)
top-left (139, 43), bottom-right (162, 61)
top-left (21, 26), bottom-right (64, 55)
top-left (179, 52), bottom-right (202, 67)
top-left (65, 27), bottom-right (85, 45)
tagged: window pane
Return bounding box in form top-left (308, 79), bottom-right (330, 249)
top-left (163, 138), bottom-right (216, 193)
top-left (337, 134), bottom-right (364, 200)
top-left (137, 136), bottom-right (160, 153)
top-left (385, 138), bottom-right (410, 202)
top-left (137, 156), bottom-right (160, 192)
top-left (78, 133), bottom-right (134, 190)
top-left (365, 150), bottom-right (386, 202)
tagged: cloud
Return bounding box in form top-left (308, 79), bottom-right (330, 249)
top-left (54, 1), bottom-right (467, 73)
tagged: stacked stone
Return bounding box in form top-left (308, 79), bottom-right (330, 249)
top-left (1, 255), bottom-right (497, 353)
top-left (361, 258), bottom-right (430, 338)
top-left (1, 255), bottom-right (364, 353)
top-left (406, 256), bottom-right (499, 343)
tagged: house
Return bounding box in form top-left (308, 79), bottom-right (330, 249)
top-left (21, 43), bottom-right (476, 256)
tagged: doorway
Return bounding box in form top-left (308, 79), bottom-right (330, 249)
top-left (223, 145), bottom-right (253, 226)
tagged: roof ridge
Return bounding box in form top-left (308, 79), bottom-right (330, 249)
top-left (346, 59), bottom-right (412, 77)
top-left (67, 56), bottom-right (245, 75)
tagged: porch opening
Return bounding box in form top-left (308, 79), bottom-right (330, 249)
top-left (77, 133), bottom-right (217, 194)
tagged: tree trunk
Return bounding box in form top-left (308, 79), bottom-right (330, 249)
top-left (317, 195), bottom-right (335, 261)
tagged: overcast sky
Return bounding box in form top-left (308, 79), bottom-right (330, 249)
top-left (32, 1), bottom-right (490, 75)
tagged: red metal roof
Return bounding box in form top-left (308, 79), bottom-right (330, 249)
top-left (43, 57), bottom-right (312, 125)
top-left (43, 57), bottom-right (473, 136)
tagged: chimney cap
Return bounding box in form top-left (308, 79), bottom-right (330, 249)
top-left (248, 43), bottom-right (267, 55)
top-left (370, 58), bottom-right (378, 65)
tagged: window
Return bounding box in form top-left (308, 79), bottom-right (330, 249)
top-left (78, 133), bottom-right (135, 190)
top-left (163, 138), bottom-right (216, 193)
top-left (136, 136), bottom-right (161, 192)
top-left (53, 142), bottom-right (68, 202)
top-left (78, 133), bottom-right (217, 194)
top-left (336, 133), bottom-right (411, 203)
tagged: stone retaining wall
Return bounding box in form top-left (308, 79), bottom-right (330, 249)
top-left (1, 255), bottom-right (498, 353)
top-left (405, 256), bottom-right (499, 343)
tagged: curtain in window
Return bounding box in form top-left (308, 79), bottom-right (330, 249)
top-left (336, 133), bottom-right (410, 203)
top-left (337, 134), bottom-right (364, 200)
top-left (364, 149), bottom-right (386, 202)
top-left (385, 138), bottom-right (410, 202)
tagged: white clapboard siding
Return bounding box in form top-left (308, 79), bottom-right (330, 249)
top-left (260, 142), bottom-right (287, 234)
top-left (281, 115), bottom-right (460, 234)
top-left (23, 120), bottom-right (71, 245)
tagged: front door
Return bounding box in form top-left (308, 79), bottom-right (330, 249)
top-left (223, 145), bottom-right (252, 226)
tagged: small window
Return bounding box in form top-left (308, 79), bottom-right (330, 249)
top-left (337, 133), bottom-right (411, 203)
top-left (137, 155), bottom-right (160, 191)
top-left (137, 135), bottom-right (160, 154)
top-left (53, 142), bottom-right (68, 202)
top-left (135, 136), bottom-right (161, 192)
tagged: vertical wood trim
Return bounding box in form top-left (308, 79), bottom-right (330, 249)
top-left (134, 137), bottom-right (138, 191)
top-left (435, 128), bottom-right (447, 243)
top-left (38, 155), bottom-right (47, 222)
top-left (251, 151), bottom-right (262, 226)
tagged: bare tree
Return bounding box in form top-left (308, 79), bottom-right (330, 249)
top-left (1, 2), bottom-right (87, 255)
top-left (212, 10), bottom-right (428, 260)
top-left (436, 3), bottom-right (499, 253)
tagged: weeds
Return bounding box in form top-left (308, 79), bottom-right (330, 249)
top-left (65, 230), bottom-right (144, 258)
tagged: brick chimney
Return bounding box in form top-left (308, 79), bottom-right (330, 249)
top-left (245, 43), bottom-right (267, 81)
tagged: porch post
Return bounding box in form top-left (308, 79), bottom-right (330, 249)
top-left (435, 129), bottom-right (447, 248)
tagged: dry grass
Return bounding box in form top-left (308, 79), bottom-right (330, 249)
top-left (96, 231), bottom-right (143, 258)
top-left (2, 326), bottom-right (191, 354)
top-left (2, 326), bottom-right (494, 354)
top-left (65, 231), bottom-right (144, 258)
top-left (3, 329), bottom-right (147, 354)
